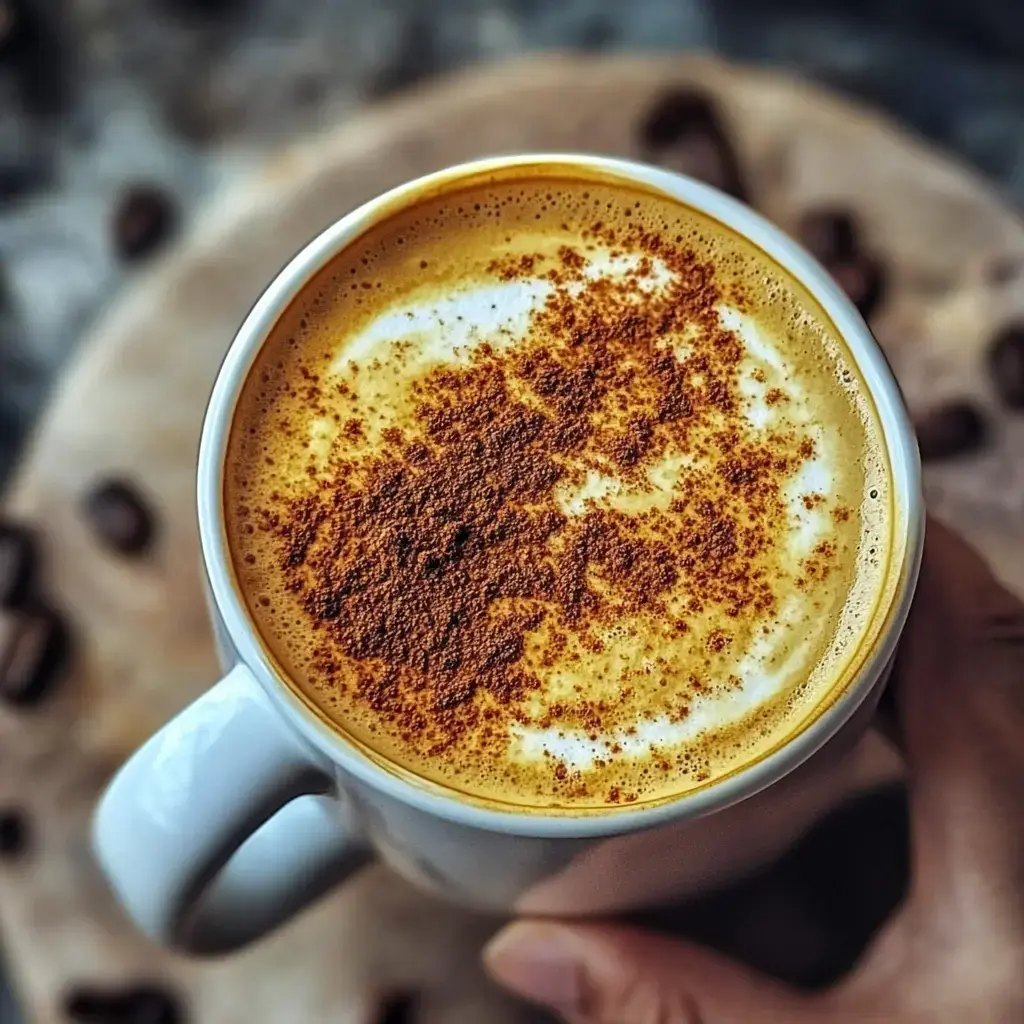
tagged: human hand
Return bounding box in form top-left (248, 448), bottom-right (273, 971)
top-left (484, 519), bottom-right (1024, 1022)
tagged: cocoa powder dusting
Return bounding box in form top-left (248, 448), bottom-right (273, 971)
top-left (249, 222), bottom-right (830, 794)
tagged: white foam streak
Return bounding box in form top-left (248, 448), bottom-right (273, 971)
top-left (513, 598), bottom-right (813, 769)
top-left (784, 439), bottom-right (832, 555)
top-left (331, 279), bottom-right (551, 371)
top-left (718, 305), bottom-right (785, 371)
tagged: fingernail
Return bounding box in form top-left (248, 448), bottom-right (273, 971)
top-left (484, 923), bottom-right (582, 1011)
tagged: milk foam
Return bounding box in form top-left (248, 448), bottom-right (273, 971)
top-left (227, 170), bottom-right (892, 811)
top-left (311, 254), bottom-right (835, 771)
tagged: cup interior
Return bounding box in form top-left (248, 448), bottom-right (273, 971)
top-left (197, 154), bottom-right (924, 839)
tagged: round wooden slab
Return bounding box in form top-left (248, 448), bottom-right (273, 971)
top-left (2, 53), bottom-right (1024, 1022)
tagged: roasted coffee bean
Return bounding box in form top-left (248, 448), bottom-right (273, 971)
top-left (0, 806), bottom-right (28, 859)
top-left (639, 89), bottom-right (747, 201)
top-left (0, 605), bottom-right (67, 706)
top-left (0, 521), bottom-right (36, 606)
top-left (377, 993), bottom-right (417, 1024)
top-left (796, 210), bottom-right (886, 320)
top-left (117, 985), bottom-right (183, 1024)
top-left (984, 255), bottom-right (1023, 288)
top-left (64, 988), bottom-right (120, 1023)
top-left (112, 185), bottom-right (179, 263)
top-left (64, 983), bottom-right (184, 1024)
top-left (640, 89), bottom-right (718, 149)
top-left (82, 479), bottom-right (157, 556)
top-left (797, 209), bottom-right (859, 265)
top-left (914, 399), bottom-right (988, 461)
top-left (988, 322), bottom-right (1024, 410)
top-left (830, 256), bottom-right (886, 321)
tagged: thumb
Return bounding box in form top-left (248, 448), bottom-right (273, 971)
top-left (484, 920), bottom-right (814, 1023)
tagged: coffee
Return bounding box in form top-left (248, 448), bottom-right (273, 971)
top-left (225, 164), bottom-right (893, 812)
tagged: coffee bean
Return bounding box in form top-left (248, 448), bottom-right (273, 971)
top-left (914, 399), bottom-right (988, 461)
top-left (797, 210), bottom-right (859, 265)
top-left (984, 256), bottom-right (1023, 288)
top-left (640, 89), bottom-right (718, 149)
top-left (377, 994), bottom-right (417, 1024)
top-left (117, 985), bottom-right (184, 1024)
top-left (112, 185), bottom-right (179, 263)
top-left (0, 807), bottom-right (28, 859)
top-left (64, 989), bottom-right (120, 1023)
top-left (64, 984), bottom-right (184, 1024)
top-left (639, 89), bottom-right (747, 201)
top-left (0, 521), bottom-right (36, 606)
top-left (796, 210), bottom-right (886, 320)
top-left (987, 323), bottom-right (1024, 410)
top-left (0, 605), bottom-right (68, 706)
top-left (830, 256), bottom-right (886, 321)
top-left (82, 479), bottom-right (157, 556)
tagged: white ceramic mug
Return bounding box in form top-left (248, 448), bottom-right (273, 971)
top-left (93, 154), bottom-right (924, 955)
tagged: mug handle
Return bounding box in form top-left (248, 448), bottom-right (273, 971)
top-left (92, 664), bottom-right (370, 954)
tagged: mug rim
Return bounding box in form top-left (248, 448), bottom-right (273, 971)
top-left (197, 153), bottom-right (924, 840)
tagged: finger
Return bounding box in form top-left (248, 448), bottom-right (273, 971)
top-left (484, 920), bottom-right (816, 1023)
top-left (896, 519), bottom-right (1024, 905)
top-left (835, 520), bottom-right (1024, 1017)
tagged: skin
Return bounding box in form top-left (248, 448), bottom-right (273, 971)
top-left (484, 518), bottom-right (1024, 1023)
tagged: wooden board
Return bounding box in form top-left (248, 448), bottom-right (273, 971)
top-left (2, 53), bottom-right (1024, 1022)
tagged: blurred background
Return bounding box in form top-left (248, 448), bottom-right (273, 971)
top-left (2, 0), bottom-right (1024, 486)
top-left (1, 2), bottom-right (1023, 1021)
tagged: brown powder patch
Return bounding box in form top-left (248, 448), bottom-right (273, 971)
top-left (242, 224), bottom-right (826, 795)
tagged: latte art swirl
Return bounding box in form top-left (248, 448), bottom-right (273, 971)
top-left (226, 167), bottom-right (892, 812)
